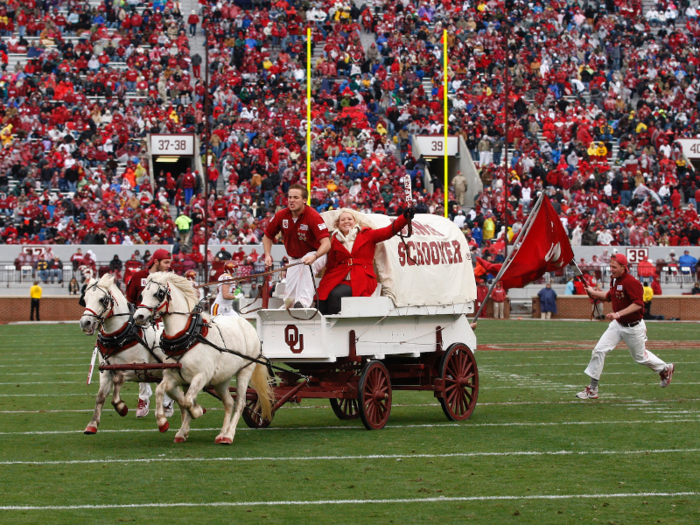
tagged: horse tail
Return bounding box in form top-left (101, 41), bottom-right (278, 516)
top-left (250, 362), bottom-right (275, 421)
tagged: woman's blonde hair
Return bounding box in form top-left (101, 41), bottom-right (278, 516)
top-left (332, 208), bottom-right (372, 231)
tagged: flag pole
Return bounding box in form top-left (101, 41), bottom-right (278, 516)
top-left (471, 192), bottom-right (545, 323)
top-left (443, 29), bottom-right (448, 218)
top-left (306, 27), bottom-right (311, 205)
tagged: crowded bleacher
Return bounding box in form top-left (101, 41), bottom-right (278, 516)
top-left (1, 0), bottom-right (700, 283)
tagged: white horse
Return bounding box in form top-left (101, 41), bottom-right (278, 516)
top-left (79, 274), bottom-right (172, 434)
top-left (133, 272), bottom-right (274, 444)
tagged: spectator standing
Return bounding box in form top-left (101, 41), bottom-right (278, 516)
top-left (452, 171), bottom-right (467, 206)
top-left (577, 254), bottom-right (674, 400)
top-left (591, 282), bottom-right (605, 320)
top-left (187, 10), bottom-right (199, 37)
top-left (643, 281), bottom-right (654, 320)
top-left (30, 281), bottom-right (41, 321)
top-left (191, 53), bottom-right (202, 79)
top-left (565, 278), bottom-right (575, 295)
top-left (175, 212), bottom-right (193, 245)
top-left (491, 282), bottom-right (506, 319)
top-left (538, 283), bottom-right (557, 319)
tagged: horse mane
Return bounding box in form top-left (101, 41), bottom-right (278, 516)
top-left (97, 273), bottom-right (115, 290)
top-left (150, 272), bottom-right (200, 311)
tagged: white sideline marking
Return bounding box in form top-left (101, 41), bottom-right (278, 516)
top-left (0, 418), bottom-right (698, 436)
top-left (2, 354), bottom-right (90, 365)
top-left (1, 492), bottom-right (698, 511)
top-left (0, 381), bottom-right (83, 385)
top-left (0, 372), bottom-right (84, 377)
top-left (2, 447), bottom-right (699, 467)
top-left (479, 361), bottom-right (700, 368)
top-left (0, 364), bottom-right (83, 368)
top-left (3, 399), bottom-right (699, 415)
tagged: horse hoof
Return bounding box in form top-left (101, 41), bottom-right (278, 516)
top-left (158, 422), bottom-right (170, 433)
top-left (84, 426), bottom-right (98, 435)
top-left (216, 437), bottom-right (232, 445)
top-left (173, 436), bottom-right (186, 443)
top-left (115, 404), bottom-right (128, 417)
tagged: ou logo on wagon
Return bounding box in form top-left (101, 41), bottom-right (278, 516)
top-left (284, 325), bottom-right (304, 354)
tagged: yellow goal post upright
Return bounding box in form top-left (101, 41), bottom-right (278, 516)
top-left (307, 27), bottom-right (312, 205)
top-left (443, 29), bottom-right (448, 218)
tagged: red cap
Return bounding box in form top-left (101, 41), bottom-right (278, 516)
top-left (611, 253), bottom-right (628, 267)
top-left (148, 248), bottom-right (172, 267)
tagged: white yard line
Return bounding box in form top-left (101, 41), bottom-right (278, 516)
top-left (2, 447), bottom-right (699, 467)
top-left (3, 398), bottom-right (699, 415)
top-left (1, 492), bottom-right (698, 511)
top-left (0, 418), bottom-right (698, 436)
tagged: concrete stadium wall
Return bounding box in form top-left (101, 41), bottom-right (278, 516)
top-left (0, 296), bottom-right (84, 323)
top-left (532, 296), bottom-right (700, 321)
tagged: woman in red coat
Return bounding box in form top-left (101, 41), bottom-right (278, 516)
top-left (317, 208), bottom-right (413, 315)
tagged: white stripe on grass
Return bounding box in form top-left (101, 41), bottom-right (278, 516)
top-left (0, 418), bottom-right (698, 436)
top-left (2, 447), bottom-right (700, 467)
top-left (479, 361), bottom-right (700, 368)
top-left (1, 492), bottom-right (699, 511)
top-left (3, 382), bottom-right (700, 396)
top-left (3, 398), bottom-right (699, 415)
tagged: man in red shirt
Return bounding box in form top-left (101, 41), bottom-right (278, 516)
top-left (263, 184), bottom-right (331, 308)
top-left (125, 248), bottom-right (174, 418)
top-left (576, 254), bottom-right (674, 399)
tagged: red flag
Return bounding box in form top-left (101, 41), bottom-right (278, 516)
top-left (498, 195), bottom-right (574, 290)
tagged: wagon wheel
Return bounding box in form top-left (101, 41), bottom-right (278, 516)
top-left (330, 398), bottom-right (360, 420)
top-left (439, 343), bottom-right (479, 421)
top-left (358, 360), bottom-right (392, 430)
top-left (242, 395), bottom-right (273, 429)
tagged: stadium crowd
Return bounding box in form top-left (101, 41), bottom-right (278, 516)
top-left (1, 0), bottom-right (700, 274)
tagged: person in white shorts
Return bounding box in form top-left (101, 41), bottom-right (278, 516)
top-left (211, 261), bottom-right (240, 316)
top-left (576, 253), bottom-right (675, 400)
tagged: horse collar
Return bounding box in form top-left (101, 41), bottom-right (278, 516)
top-left (97, 316), bottom-right (144, 360)
top-left (160, 313), bottom-right (209, 360)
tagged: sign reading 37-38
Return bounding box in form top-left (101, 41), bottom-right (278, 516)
top-left (149, 134), bottom-right (195, 156)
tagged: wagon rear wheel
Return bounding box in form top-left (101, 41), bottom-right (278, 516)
top-left (242, 395), bottom-right (273, 429)
top-left (439, 343), bottom-right (479, 421)
top-left (330, 398), bottom-right (360, 420)
top-left (358, 360), bottom-right (392, 430)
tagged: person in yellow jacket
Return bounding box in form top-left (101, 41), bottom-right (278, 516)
top-left (483, 216), bottom-right (496, 241)
top-left (643, 281), bottom-right (654, 320)
top-left (30, 281), bottom-right (42, 321)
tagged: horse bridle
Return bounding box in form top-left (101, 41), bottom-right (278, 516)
top-left (137, 281), bottom-right (172, 319)
top-left (81, 282), bottom-right (117, 323)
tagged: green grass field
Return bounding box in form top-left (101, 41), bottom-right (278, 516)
top-left (0, 320), bottom-right (698, 524)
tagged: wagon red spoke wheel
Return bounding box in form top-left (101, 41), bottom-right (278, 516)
top-left (242, 395), bottom-right (273, 429)
top-left (358, 361), bottom-right (392, 430)
top-left (330, 398), bottom-right (360, 420)
top-left (439, 343), bottom-right (479, 421)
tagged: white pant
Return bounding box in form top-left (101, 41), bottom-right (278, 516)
top-left (211, 302), bottom-right (239, 317)
top-left (479, 151), bottom-right (493, 166)
top-left (139, 383), bottom-right (172, 406)
top-left (493, 301), bottom-right (505, 319)
top-left (285, 253), bottom-right (327, 307)
top-left (584, 320), bottom-right (667, 381)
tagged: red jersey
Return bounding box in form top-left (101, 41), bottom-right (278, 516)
top-left (264, 205), bottom-right (330, 258)
top-left (125, 268), bottom-right (151, 305)
top-left (605, 271), bottom-right (644, 324)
